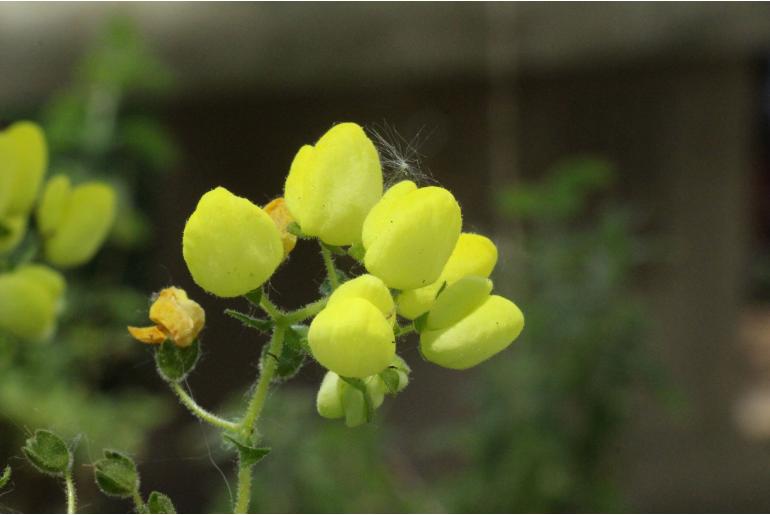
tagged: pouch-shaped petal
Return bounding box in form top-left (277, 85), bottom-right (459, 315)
top-left (397, 233), bottom-right (498, 319)
top-left (36, 175), bottom-right (71, 238)
top-left (362, 181), bottom-right (462, 290)
top-left (0, 273), bottom-right (58, 341)
top-left (327, 274), bottom-right (394, 322)
top-left (43, 182), bottom-right (116, 268)
top-left (14, 264), bottom-right (66, 313)
top-left (284, 123), bottom-right (383, 246)
top-left (308, 297), bottom-right (395, 378)
top-left (420, 295), bottom-right (524, 370)
top-left (183, 187), bottom-right (283, 297)
top-left (426, 276), bottom-right (493, 331)
top-left (0, 122), bottom-right (47, 217)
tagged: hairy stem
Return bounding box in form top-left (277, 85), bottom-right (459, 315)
top-left (284, 297), bottom-right (328, 324)
top-left (233, 457), bottom-right (253, 514)
top-left (170, 382), bottom-right (239, 431)
top-left (319, 244), bottom-right (340, 291)
top-left (64, 470), bottom-right (77, 514)
top-left (395, 323), bottom-right (416, 337)
top-left (239, 324), bottom-right (286, 435)
top-left (132, 491), bottom-right (145, 514)
top-left (259, 294), bottom-right (283, 320)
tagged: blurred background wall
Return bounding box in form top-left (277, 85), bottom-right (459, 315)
top-left (3, 2), bottom-right (770, 512)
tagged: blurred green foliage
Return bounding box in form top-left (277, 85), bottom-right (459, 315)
top-left (0, 16), bottom-right (176, 483)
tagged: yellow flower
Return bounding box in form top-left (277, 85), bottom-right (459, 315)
top-left (263, 197), bottom-right (297, 257)
top-left (0, 121), bottom-right (47, 218)
top-left (362, 180), bottom-right (462, 290)
top-left (420, 278), bottom-right (524, 369)
top-left (128, 287), bottom-right (205, 348)
top-left (182, 187), bottom-right (283, 297)
top-left (397, 232), bottom-right (498, 319)
top-left (326, 274), bottom-right (395, 324)
top-left (284, 122), bottom-right (383, 246)
top-left (308, 297), bottom-right (395, 378)
top-left (36, 175), bottom-right (116, 268)
top-left (0, 265), bottom-right (65, 342)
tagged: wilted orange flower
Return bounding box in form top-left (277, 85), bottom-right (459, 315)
top-left (128, 287), bottom-right (205, 347)
top-left (264, 197), bottom-right (297, 257)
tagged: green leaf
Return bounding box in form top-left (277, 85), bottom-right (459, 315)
top-left (0, 465), bottom-right (11, 489)
top-left (93, 449), bottom-right (139, 498)
top-left (147, 491), bottom-right (176, 513)
top-left (244, 289), bottom-right (263, 308)
top-left (319, 269), bottom-right (350, 297)
top-left (223, 435), bottom-right (271, 467)
top-left (413, 312), bottom-right (429, 334)
top-left (22, 429), bottom-right (71, 477)
top-left (379, 368), bottom-right (401, 394)
top-left (224, 309), bottom-right (274, 333)
top-left (155, 339), bottom-right (200, 383)
top-left (264, 324), bottom-right (308, 381)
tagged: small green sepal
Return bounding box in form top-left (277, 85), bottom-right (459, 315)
top-left (93, 449), bottom-right (139, 499)
top-left (148, 491), bottom-right (177, 513)
top-left (155, 339), bottom-right (200, 383)
top-left (22, 429), bottom-right (71, 477)
top-left (223, 435), bottom-right (271, 467)
top-left (224, 309), bottom-right (274, 333)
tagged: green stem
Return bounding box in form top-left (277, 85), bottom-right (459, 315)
top-left (284, 297), bottom-right (328, 324)
top-left (132, 491), bottom-right (145, 514)
top-left (239, 324), bottom-right (286, 436)
top-left (170, 382), bottom-right (239, 431)
top-left (259, 295), bottom-right (283, 320)
top-left (64, 470), bottom-right (77, 514)
top-left (395, 323), bottom-right (416, 337)
top-left (233, 457), bottom-right (253, 514)
top-left (320, 244), bottom-right (340, 291)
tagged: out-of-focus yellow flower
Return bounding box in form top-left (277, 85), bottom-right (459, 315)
top-left (0, 216), bottom-right (28, 255)
top-left (420, 280), bottom-right (524, 369)
top-left (397, 233), bottom-right (497, 320)
top-left (0, 265), bottom-right (65, 342)
top-left (182, 187), bottom-right (283, 298)
top-left (0, 121), bottom-right (47, 218)
top-left (264, 197), bottom-right (297, 257)
top-left (284, 122), bottom-right (383, 246)
top-left (362, 180), bottom-right (462, 290)
top-left (326, 274), bottom-right (395, 324)
top-left (128, 287), bottom-right (205, 348)
top-left (308, 297), bottom-right (395, 378)
top-left (36, 175), bottom-right (116, 268)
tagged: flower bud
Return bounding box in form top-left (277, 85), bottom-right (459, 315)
top-left (128, 287), bottom-right (205, 348)
top-left (0, 216), bottom-right (27, 254)
top-left (420, 294), bottom-right (524, 370)
top-left (22, 430), bottom-right (71, 477)
top-left (362, 181), bottom-right (462, 290)
top-left (264, 197), bottom-right (298, 257)
top-left (308, 297), bottom-right (395, 378)
top-left (284, 123), bottom-right (383, 246)
top-left (316, 370), bottom-right (388, 426)
top-left (182, 187), bottom-right (283, 297)
top-left (0, 121), bottom-right (47, 218)
top-left (0, 266), bottom-right (65, 342)
top-left (37, 176), bottom-right (117, 268)
top-left (327, 274), bottom-right (394, 323)
top-left (397, 233), bottom-right (497, 319)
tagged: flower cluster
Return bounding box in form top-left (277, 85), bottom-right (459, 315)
top-left (176, 121), bottom-right (525, 425)
top-left (0, 121), bottom-right (116, 341)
